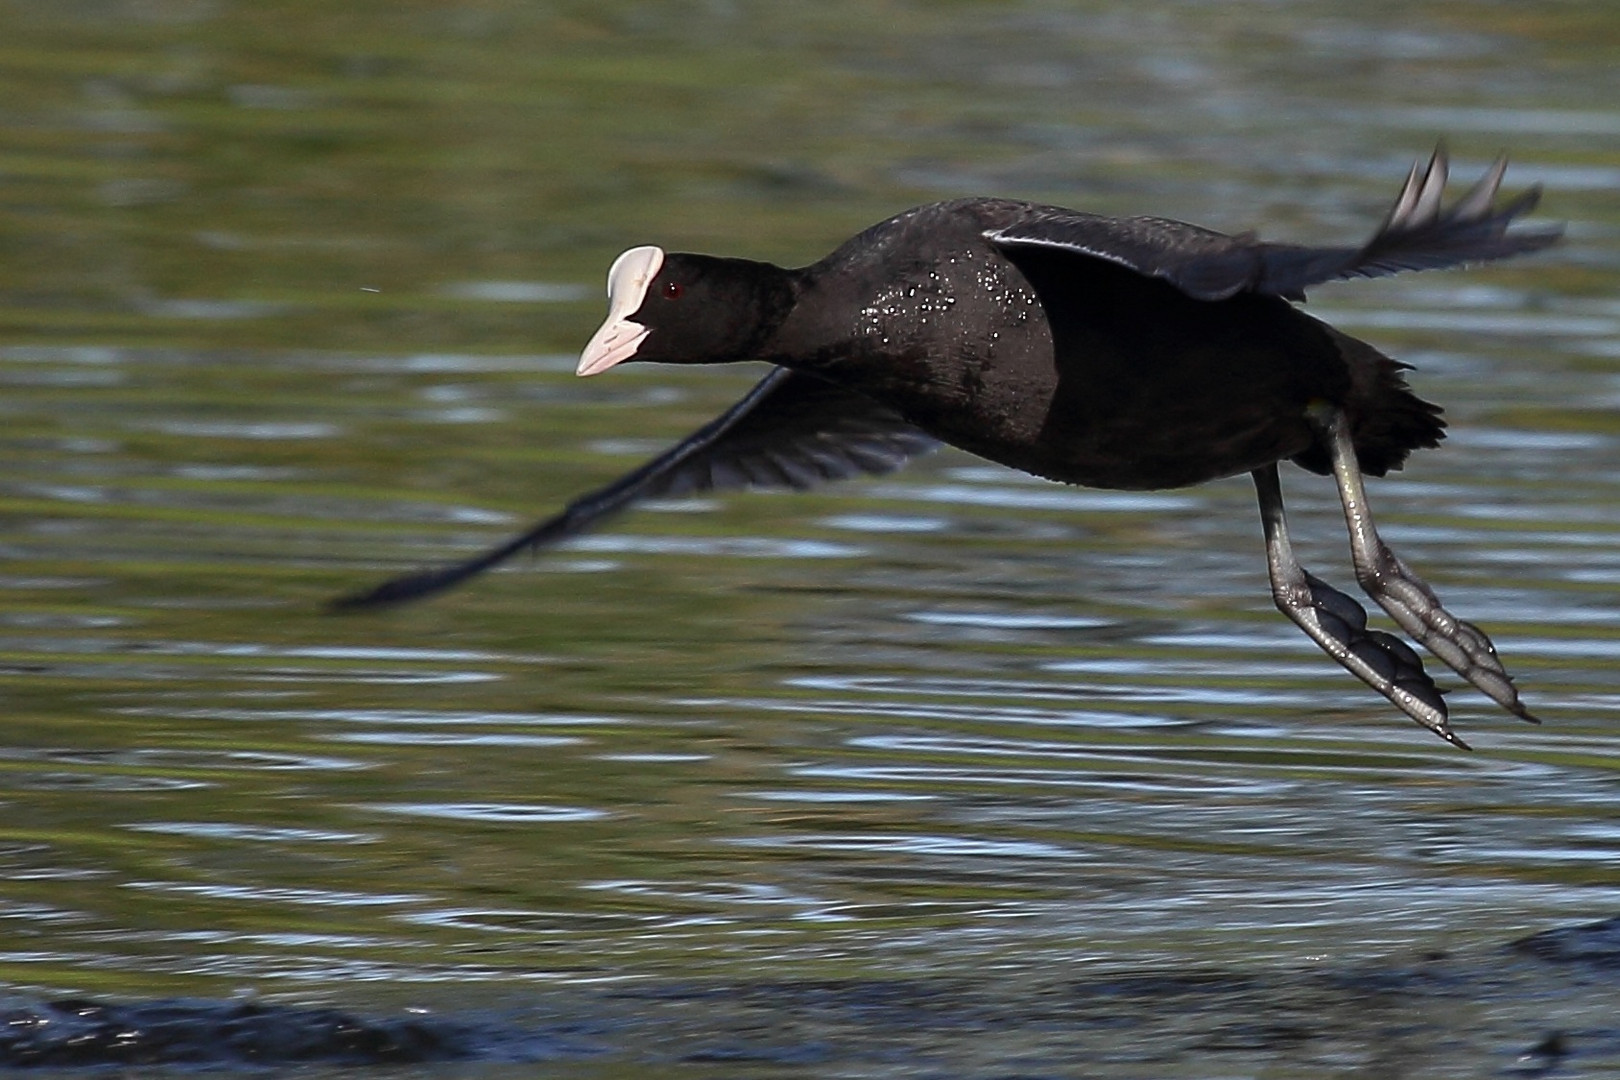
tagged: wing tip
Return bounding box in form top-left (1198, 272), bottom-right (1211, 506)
top-left (325, 574), bottom-right (437, 613)
top-left (1354, 144), bottom-right (1563, 277)
top-left (1380, 145), bottom-right (1559, 238)
top-left (326, 559), bottom-right (491, 612)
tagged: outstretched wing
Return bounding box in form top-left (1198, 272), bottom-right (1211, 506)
top-left (985, 148), bottom-right (1561, 302)
top-left (331, 367), bottom-right (939, 609)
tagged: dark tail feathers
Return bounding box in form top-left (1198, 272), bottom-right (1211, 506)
top-left (1292, 327), bottom-right (1445, 478)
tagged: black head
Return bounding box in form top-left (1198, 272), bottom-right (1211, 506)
top-left (577, 247), bottom-right (795, 376)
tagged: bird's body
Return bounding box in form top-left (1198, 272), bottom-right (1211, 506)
top-left (340, 149), bottom-right (1560, 747)
top-left (762, 197), bottom-right (1439, 491)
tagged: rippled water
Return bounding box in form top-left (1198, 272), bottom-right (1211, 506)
top-left (2, 1), bottom-right (1619, 1075)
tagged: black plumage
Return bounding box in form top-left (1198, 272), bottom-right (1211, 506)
top-left (337, 148), bottom-right (1560, 746)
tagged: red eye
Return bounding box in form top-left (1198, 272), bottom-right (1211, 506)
top-left (662, 281), bottom-right (684, 300)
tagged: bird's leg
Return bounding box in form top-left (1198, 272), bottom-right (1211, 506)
top-left (1253, 465), bottom-right (1461, 747)
top-left (1310, 403), bottom-right (1538, 724)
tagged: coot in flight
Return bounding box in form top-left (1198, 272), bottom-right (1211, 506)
top-left (338, 149), bottom-right (1561, 748)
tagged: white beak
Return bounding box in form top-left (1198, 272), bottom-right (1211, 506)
top-left (577, 246), bottom-right (665, 377)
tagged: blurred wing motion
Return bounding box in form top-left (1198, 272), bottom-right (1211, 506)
top-left (330, 368), bottom-right (939, 610)
top-left (986, 147), bottom-right (1562, 301)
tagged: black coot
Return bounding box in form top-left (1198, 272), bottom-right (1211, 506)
top-left (338, 149), bottom-right (1561, 748)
